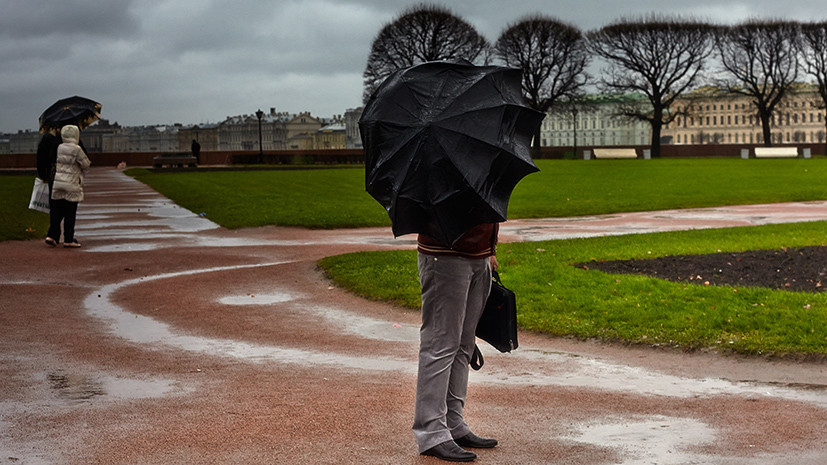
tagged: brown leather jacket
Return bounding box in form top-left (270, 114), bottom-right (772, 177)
top-left (417, 223), bottom-right (498, 259)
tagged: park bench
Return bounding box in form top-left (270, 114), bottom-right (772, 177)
top-left (754, 147), bottom-right (798, 158)
top-left (153, 153), bottom-right (197, 168)
top-left (592, 148), bottom-right (638, 159)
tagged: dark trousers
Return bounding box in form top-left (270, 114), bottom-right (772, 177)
top-left (47, 198), bottom-right (79, 243)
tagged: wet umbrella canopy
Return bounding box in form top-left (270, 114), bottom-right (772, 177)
top-left (39, 96), bottom-right (102, 132)
top-left (360, 61), bottom-right (544, 245)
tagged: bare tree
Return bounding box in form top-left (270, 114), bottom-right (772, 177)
top-left (587, 16), bottom-right (715, 157)
top-left (716, 20), bottom-right (801, 147)
top-left (362, 4), bottom-right (491, 101)
top-left (800, 21), bottom-right (827, 151)
top-left (494, 15), bottom-right (589, 154)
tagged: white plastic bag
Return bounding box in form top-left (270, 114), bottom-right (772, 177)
top-left (28, 178), bottom-right (50, 213)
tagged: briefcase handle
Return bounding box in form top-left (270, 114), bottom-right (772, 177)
top-left (492, 269), bottom-right (503, 285)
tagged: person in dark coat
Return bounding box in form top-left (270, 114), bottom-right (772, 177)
top-left (191, 139), bottom-right (201, 165)
top-left (36, 130), bottom-right (61, 187)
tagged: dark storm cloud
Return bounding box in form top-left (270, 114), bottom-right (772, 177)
top-left (2, 0), bottom-right (827, 133)
top-left (0, 0), bottom-right (140, 39)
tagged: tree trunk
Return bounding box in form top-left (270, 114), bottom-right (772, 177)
top-left (650, 121), bottom-right (662, 158)
top-left (650, 107), bottom-right (663, 158)
top-left (760, 113), bottom-right (773, 147)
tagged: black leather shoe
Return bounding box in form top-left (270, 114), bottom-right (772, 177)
top-left (421, 440), bottom-right (477, 462)
top-left (454, 432), bottom-right (498, 449)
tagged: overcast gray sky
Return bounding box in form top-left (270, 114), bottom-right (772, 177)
top-left (2, 0), bottom-right (825, 133)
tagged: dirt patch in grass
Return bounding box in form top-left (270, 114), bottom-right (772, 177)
top-left (578, 246), bottom-right (827, 293)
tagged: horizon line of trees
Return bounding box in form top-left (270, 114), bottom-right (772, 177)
top-left (363, 3), bottom-right (827, 157)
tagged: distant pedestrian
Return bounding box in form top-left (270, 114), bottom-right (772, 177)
top-left (191, 139), bottom-right (201, 165)
top-left (46, 125), bottom-right (90, 248)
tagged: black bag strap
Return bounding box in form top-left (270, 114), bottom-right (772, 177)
top-left (470, 344), bottom-right (484, 370)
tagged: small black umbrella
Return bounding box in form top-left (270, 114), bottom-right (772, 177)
top-left (360, 61), bottom-right (544, 245)
top-left (39, 96), bottom-right (102, 132)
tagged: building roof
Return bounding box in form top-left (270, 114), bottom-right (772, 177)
top-left (319, 122), bottom-right (345, 132)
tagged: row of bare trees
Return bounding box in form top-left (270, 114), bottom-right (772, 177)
top-left (363, 5), bottom-right (827, 157)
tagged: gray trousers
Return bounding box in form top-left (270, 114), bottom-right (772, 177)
top-left (413, 253), bottom-right (492, 453)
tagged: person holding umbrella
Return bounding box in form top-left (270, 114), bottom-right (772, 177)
top-left (360, 61), bottom-right (544, 461)
top-left (38, 96), bottom-right (100, 247)
top-left (46, 125), bottom-right (90, 248)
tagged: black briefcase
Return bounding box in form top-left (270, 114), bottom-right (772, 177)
top-left (471, 270), bottom-right (518, 370)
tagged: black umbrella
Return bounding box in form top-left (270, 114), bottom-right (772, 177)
top-left (39, 96), bottom-right (102, 132)
top-left (359, 61), bottom-right (544, 246)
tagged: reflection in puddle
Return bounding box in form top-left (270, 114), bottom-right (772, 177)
top-left (48, 373), bottom-right (105, 401)
top-left (46, 371), bottom-right (179, 403)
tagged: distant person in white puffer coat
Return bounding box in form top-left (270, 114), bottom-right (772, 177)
top-left (46, 125), bottom-right (90, 248)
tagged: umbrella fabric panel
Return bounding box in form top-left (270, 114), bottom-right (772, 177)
top-left (434, 68), bottom-right (523, 120)
top-left (363, 122), bottom-right (427, 208)
top-left (432, 128), bottom-right (536, 220)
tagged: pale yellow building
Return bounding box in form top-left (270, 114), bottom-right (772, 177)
top-left (314, 121), bottom-right (346, 149)
top-left (285, 112), bottom-right (322, 150)
top-left (664, 84), bottom-right (826, 145)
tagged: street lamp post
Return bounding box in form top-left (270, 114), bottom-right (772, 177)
top-left (255, 109), bottom-right (264, 163)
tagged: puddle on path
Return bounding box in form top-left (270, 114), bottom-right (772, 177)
top-left (563, 415), bottom-right (716, 465)
top-left (308, 304), bottom-right (419, 343)
top-left (84, 262), bottom-right (414, 373)
top-left (219, 293), bottom-right (418, 342)
top-left (476, 348), bottom-right (827, 408)
top-left (45, 371), bottom-right (177, 404)
top-left (83, 234), bottom-right (404, 252)
top-left (219, 292), bottom-right (298, 306)
top-left (47, 372), bottom-right (106, 401)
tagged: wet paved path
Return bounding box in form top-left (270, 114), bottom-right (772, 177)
top-left (1, 167), bottom-right (825, 464)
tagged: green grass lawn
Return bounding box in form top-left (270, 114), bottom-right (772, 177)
top-left (319, 221), bottom-right (827, 356)
top-left (1, 175), bottom-right (50, 241)
top-left (123, 159), bottom-right (827, 231)
top-left (126, 167), bottom-right (390, 229)
top-left (508, 158), bottom-right (827, 218)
